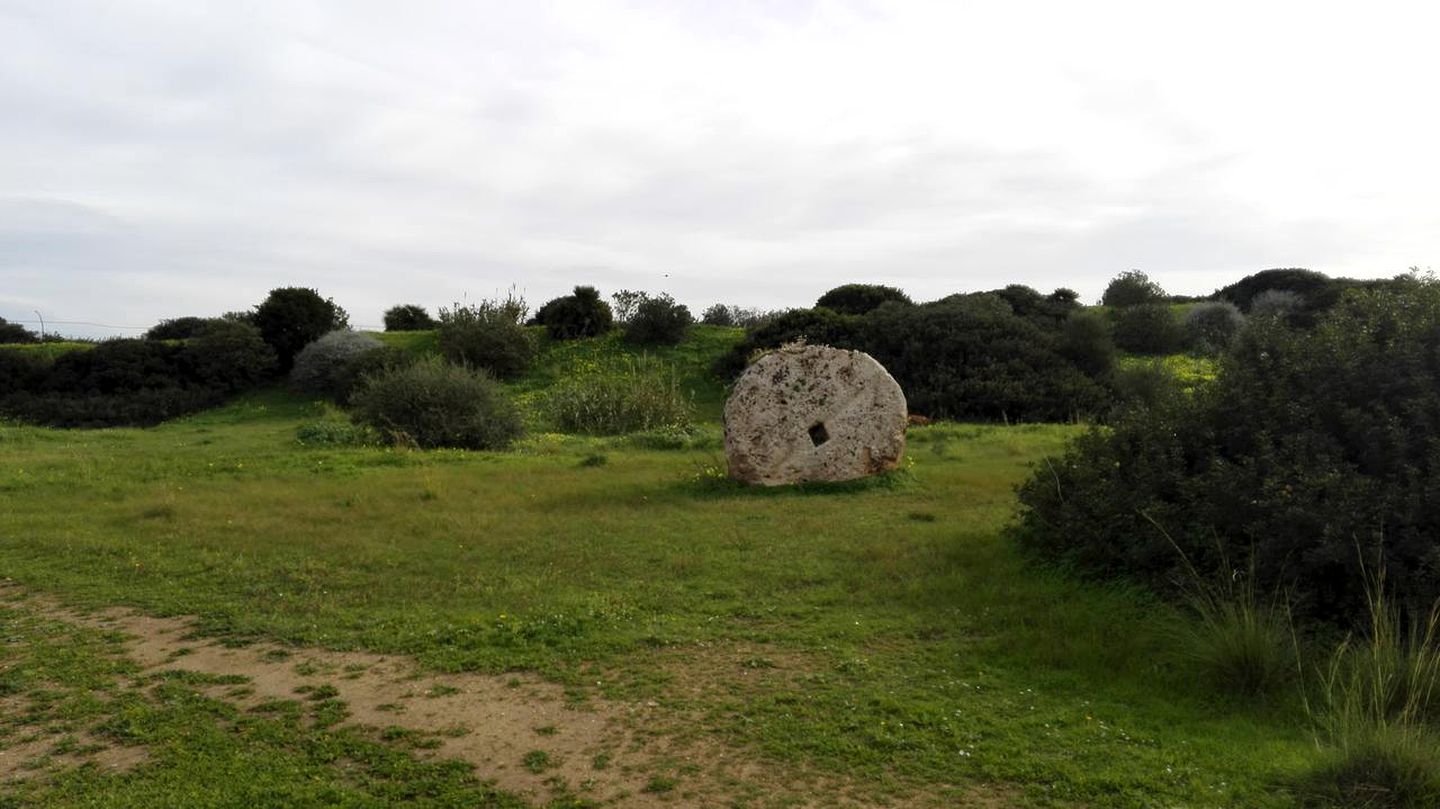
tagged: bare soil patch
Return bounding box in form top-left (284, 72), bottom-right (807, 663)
top-left (1, 582), bottom-right (1017, 807)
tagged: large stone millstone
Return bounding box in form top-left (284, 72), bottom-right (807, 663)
top-left (724, 344), bottom-right (908, 486)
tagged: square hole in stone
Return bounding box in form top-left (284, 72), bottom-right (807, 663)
top-left (808, 422), bottom-right (830, 446)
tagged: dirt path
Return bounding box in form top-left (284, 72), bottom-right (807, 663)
top-left (0, 582), bottom-right (1016, 807)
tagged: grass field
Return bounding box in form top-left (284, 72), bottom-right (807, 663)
top-left (0, 330), bottom-right (1321, 807)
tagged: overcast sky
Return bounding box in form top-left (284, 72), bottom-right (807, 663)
top-left (2, 0), bottom-right (1436, 337)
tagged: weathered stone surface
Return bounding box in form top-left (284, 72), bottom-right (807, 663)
top-left (724, 344), bottom-right (908, 485)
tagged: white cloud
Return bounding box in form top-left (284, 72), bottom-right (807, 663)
top-left (1, 0), bottom-right (1435, 336)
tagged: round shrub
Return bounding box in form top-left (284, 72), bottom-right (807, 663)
top-left (383, 304), bottom-right (436, 332)
top-left (1249, 289), bottom-right (1305, 319)
top-left (251, 287), bottom-right (349, 372)
top-left (1112, 303), bottom-right (1181, 354)
top-left (624, 294), bottom-right (693, 346)
top-left (1059, 310), bottom-right (1116, 378)
top-left (1101, 270), bottom-right (1166, 307)
top-left (815, 283), bottom-right (912, 315)
top-left (328, 346), bottom-right (415, 405)
top-left (350, 358), bottom-right (523, 450)
top-left (436, 296), bottom-right (536, 379)
top-left (1183, 301), bottom-right (1245, 355)
top-left (534, 286), bottom-right (613, 339)
top-left (289, 330), bottom-right (383, 400)
top-left (0, 317), bottom-right (39, 345)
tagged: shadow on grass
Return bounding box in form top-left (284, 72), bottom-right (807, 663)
top-left (680, 466), bottom-right (917, 499)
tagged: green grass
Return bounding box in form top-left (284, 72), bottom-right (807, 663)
top-left (371, 325), bottom-right (740, 422)
top-left (0, 341), bottom-right (95, 362)
top-left (0, 388), bottom-right (1321, 807)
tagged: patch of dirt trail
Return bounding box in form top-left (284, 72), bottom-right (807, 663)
top-left (0, 582), bottom-right (1019, 807)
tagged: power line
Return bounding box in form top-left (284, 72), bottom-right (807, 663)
top-left (5, 318), bottom-right (148, 331)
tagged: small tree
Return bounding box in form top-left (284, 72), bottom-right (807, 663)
top-left (624, 294), bottom-right (693, 346)
top-left (251, 287), bottom-right (349, 371)
top-left (383, 304), bottom-right (436, 331)
top-left (534, 286), bottom-right (613, 339)
top-left (701, 304), bottom-right (736, 327)
top-left (611, 290), bottom-right (647, 325)
top-left (1059, 310), bottom-right (1116, 377)
top-left (1102, 270), bottom-right (1167, 308)
top-left (815, 284), bottom-right (912, 316)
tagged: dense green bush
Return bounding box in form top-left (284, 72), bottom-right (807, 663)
top-left (328, 346), bottom-right (415, 405)
top-left (992, 285), bottom-right (1081, 326)
top-left (1058, 310), bottom-right (1116, 378)
top-left (863, 295), bottom-right (1110, 421)
top-left (624, 294), bottom-right (693, 346)
top-left (289, 330), bottom-right (383, 400)
top-left (0, 388), bottom-right (222, 428)
top-left (1249, 289), bottom-right (1305, 319)
top-left (712, 307), bottom-right (862, 379)
top-left (383, 304), bottom-right (436, 331)
top-left (1101, 270), bottom-right (1166, 307)
top-left (350, 358), bottom-right (523, 450)
top-left (534, 286), bottom-right (613, 339)
top-left (700, 304), bottom-right (735, 327)
top-left (815, 283), bottom-right (912, 315)
top-left (0, 317), bottom-right (40, 344)
top-left (178, 320), bottom-right (277, 393)
top-left (251, 287), bottom-right (349, 372)
top-left (0, 350), bottom-right (49, 395)
top-left (436, 295), bottom-right (535, 379)
top-left (1014, 278), bottom-right (1440, 625)
top-left (1215, 267), bottom-right (1334, 311)
top-left (1182, 301), bottom-right (1245, 354)
top-left (541, 357), bottom-right (692, 434)
top-left (1112, 303), bottom-right (1181, 354)
top-left (145, 316), bottom-right (218, 341)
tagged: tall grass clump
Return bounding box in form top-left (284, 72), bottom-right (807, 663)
top-left (1300, 569), bottom-right (1440, 808)
top-left (350, 358), bottom-right (523, 450)
top-left (541, 357), bottom-right (692, 435)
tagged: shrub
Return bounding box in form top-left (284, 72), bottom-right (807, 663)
top-left (1182, 301), bottom-right (1245, 355)
top-left (436, 294), bottom-right (535, 379)
top-left (1250, 289), bottom-right (1305, 319)
top-left (624, 294), bottom-right (693, 346)
top-left (713, 307), bottom-right (863, 379)
top-left (383, 304), bottom-right (436, 331)
top-left (179, 320), bottom-right (277, 392)
top-left (1058, 310), bottom-right (1115, 378)
top-left (1101, 269), bottom-right (1166, 307)
top-left (0, 388), bottom-right (222, 428)
top-left (296, 420), bottom-right (377, 447)
top-left (145, 316), bottom-right (218, 341)
top-left (610, 290), bottom-right (647, 325)
top-left (993, 284), bottom-right (1079, 325)
top-left (863, 295), bottom-right (1110, 421)
top-left (1215, 267), bottom-right (1333, 311)
top-left (700, 304), bottom-right (735, 327)
top-left (534, 286), bottom-right (613, 339)
top-left (815, 283), bottom-right (912, 315)
top-left (289, 330), bottom-right (383, 400)
top-left (0, 318), bottom-right (40, 344)
top-left (1014, 279), bottom-right (1440, 625)
top-left (328, 346), bottom-right (415, 405)
top-left (541, 357), bottom-right (692, 434)
top-left (350, 358), bottom-right (523, 450)
top-left (251, 287), bottom-right (349, 372)
top-left (1112, 303), bottom-right (1181, 354)
top-left (0, 350), bottom-right (49, 395)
